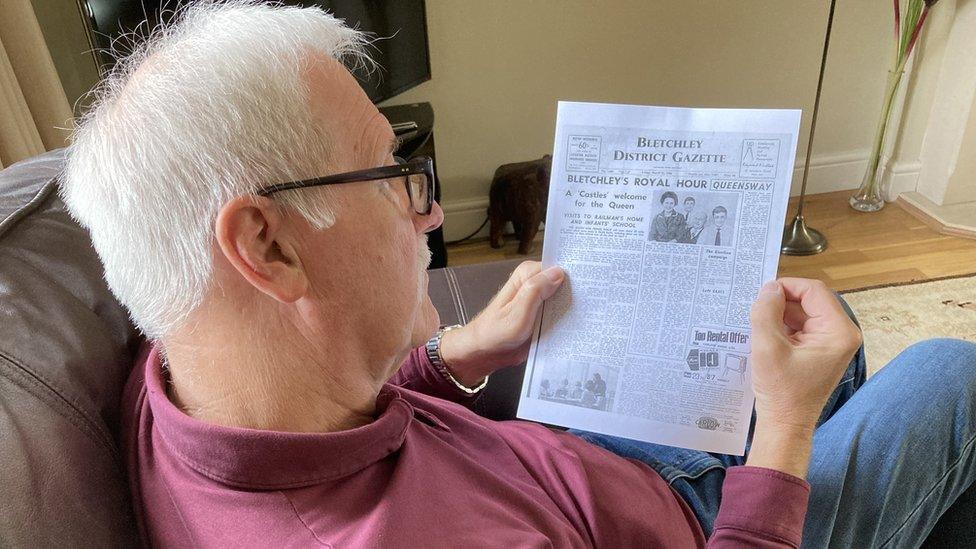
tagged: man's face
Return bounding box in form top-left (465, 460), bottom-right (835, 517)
top-left (684, 200), bottom-right (695, 214)
top-left (297, 54), bottom-right (443, 366)
top-left (714, 212), bottom-right (727, 228)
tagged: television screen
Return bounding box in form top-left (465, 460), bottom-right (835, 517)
top-left (82, 0), bottom-right (431, 103)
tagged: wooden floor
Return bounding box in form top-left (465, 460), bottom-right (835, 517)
top-left (446, 191), bottom-right (976, 292)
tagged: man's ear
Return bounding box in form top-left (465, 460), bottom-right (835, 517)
top-left (215, 196), bottom-right (308, 303)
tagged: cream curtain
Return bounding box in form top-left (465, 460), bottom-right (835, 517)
top-left (0, 0), bottom-right (73, 168)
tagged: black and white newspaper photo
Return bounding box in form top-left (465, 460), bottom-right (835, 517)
top-left (517, 101), bottom-right (801, 455)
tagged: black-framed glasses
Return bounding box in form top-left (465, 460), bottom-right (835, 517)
top-left (257, 156), bottom-right (436, 215)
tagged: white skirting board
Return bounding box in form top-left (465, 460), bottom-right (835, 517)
top-left (440, 151), bottom-right (921, 242)
top-left (441, 197), bottom-right (491, 243)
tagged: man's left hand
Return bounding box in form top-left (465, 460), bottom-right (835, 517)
top-left (439, 261), bottom-right (565, 387)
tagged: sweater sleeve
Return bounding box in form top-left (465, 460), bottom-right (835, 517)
top-left (707, 466), bottom-right (811, 548)
top-left (388, 346), bottom-right (481, 407)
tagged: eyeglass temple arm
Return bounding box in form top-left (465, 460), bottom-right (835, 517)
top-left (259, 158), bottom-right (429, 196)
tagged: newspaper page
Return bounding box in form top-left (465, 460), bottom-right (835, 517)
top-left (517, 102), bottom-right (801, 455)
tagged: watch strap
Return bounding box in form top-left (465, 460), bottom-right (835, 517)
top-left (425, 325), bottom-right (488, 395)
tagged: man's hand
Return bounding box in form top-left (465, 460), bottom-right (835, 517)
top-left (439, 261), bottom-right (565, 386)
top-left (746, 278), bottom-right (862, 478)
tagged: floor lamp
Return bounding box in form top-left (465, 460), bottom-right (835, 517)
top-left (782, 0), bottom-right (836, 256)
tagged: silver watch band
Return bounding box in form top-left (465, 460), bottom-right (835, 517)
top-left (425, 325), bottom-right (488, 395)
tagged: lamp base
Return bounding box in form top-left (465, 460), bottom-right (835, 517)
top-left (781, 214), bottom-right (827, 256)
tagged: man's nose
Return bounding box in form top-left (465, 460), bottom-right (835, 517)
top-left (419, 200), bottom-right (444, 234)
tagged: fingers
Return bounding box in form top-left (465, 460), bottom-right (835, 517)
top-left (777, 277), bottom-right (862, 352)
top-left (776, 278), bottom-right (847, 321)
top-left (783, 301), bottom-right (808, 334)
top-left (750, 281), bottom-right (787, 340)
top-left (493, 261), bottom-right (543, 304)
top-left (509, 266), bottom-right (565, 318)
top-left (513, 260), bottom-right (543, 281)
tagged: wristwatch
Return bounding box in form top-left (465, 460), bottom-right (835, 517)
top-left (425, 324), bottom-right (489, 395)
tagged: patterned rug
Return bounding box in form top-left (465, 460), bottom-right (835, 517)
top-left (841, 274), bottom-right (976, 376)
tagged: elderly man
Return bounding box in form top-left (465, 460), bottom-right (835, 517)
top-left (678, 210), bottom-right (709, 244)
top-left (61, 3), bottom-right (976, 548)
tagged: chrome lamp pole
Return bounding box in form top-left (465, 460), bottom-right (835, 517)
top-left (782, 0), bottom-right (836, 256)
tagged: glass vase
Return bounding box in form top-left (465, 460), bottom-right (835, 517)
top-left (850, 163), bottom-right (886, 212)
top-left (850, 69), bottom-right (905, 213)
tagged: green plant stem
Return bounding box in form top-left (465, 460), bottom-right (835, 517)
top-left (863, 0), bottom-right (933, 199)
top-left (863, 70), bottom-right (905, 195)
top-left (899, 0), bottom-right (923, 61)
top-left (864, 0), bottom-right (923, 197)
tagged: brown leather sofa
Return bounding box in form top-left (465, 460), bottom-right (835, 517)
top-left (0, 150), bottom-right (526, 547)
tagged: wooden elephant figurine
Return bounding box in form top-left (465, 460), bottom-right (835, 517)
top-left (488, 155), bottom-right (552, 254)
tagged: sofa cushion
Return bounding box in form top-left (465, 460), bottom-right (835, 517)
top-left (0, 149), bottom-right (139, 546)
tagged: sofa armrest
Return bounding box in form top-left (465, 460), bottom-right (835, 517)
top-left (427, 259), bottom-right (527, 420)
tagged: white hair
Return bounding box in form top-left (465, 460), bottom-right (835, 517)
top-left (60, 1), bottom-right (371, 339)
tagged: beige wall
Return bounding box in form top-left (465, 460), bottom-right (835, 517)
top-left (32, 1), bottom-right (920, 239)
top-left (385, 1), bottom-right (899, 238)
top-left (911, 0), bottom-right (976, 205)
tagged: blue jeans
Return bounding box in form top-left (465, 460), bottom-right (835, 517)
top-left (572, 301), bottom-right (976, 547)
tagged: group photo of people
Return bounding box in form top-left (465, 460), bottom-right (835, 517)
top-left (648, 190), bottom-right (739, 246)
top-left (536, 361), bottom-right (618, 412)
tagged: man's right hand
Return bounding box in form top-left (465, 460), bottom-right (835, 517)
top-left (745, 278), bottom-right (862, 478)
